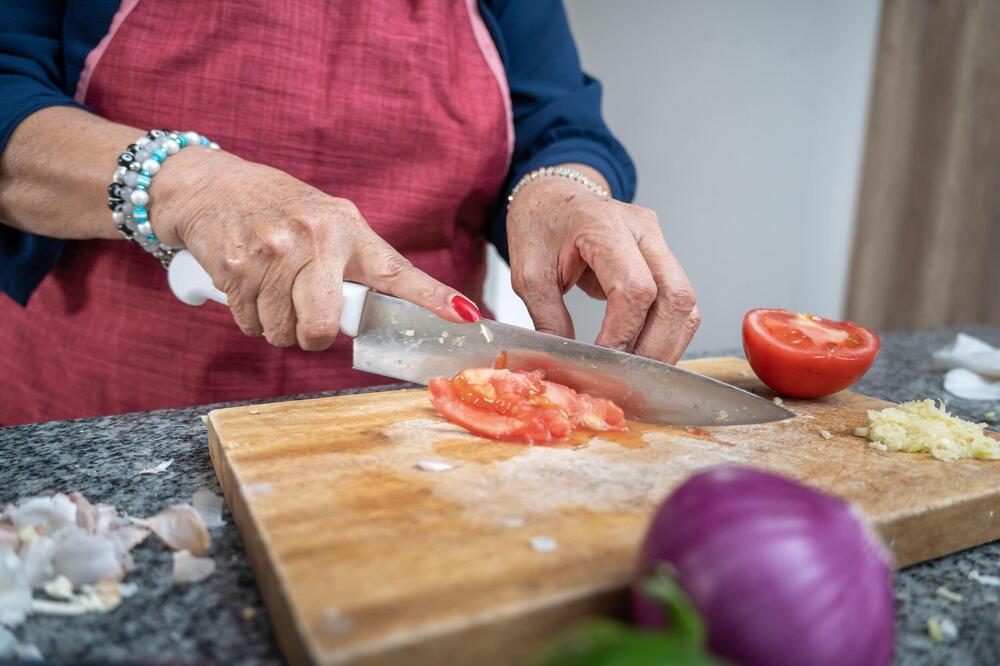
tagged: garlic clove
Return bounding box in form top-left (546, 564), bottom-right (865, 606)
top-left (52, 528), bottom-right (123, 586)
top-left (5, 494), bottom-right (76, 532)
top-left (0, 548), bottom-right (32, 627)
top-left (18, 536), bottom-right (55, 588)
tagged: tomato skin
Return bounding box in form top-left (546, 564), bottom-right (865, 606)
top-left (742, 309), bottom-right (880, 399)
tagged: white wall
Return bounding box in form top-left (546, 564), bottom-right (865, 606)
top-left (484, 0), bottom-right (881, 353)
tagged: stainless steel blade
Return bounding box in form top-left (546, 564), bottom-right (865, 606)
top-left (352, 293), bottom-right (793, 426)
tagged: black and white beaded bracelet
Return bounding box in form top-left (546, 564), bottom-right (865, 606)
top-left (506, 166), bottom-right (610, 210)
top-left (108, 129), bottom-right (219, 268)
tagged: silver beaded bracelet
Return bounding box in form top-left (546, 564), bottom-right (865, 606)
top-left (108, 130), bottom-right (220, 268)
top-left (506, 166), bottom-right (610, 210)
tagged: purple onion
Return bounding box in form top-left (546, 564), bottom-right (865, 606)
top-left (633, 466), bottom-right (894, 666)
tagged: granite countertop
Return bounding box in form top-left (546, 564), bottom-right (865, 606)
top-left (2, 325), bottom-right (999, 665)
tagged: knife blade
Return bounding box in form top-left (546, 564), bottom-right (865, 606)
top-left (165, 249), bottom-right (792, 426)
top-left (353, 292), bottom-right (793, 426)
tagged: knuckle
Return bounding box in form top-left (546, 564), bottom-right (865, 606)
top-left (687, 308), bottom-right (702, 330)
top-left (631, 205), bottom-right (659, 225)
top-left (618, 277), bottom-right (657, 306)
top-left (260, 229), bottom-right (292, 258)
top-left (217, 255), bottom-right (250, 283)
top-left (290, 215), bottom-right (325, 240)
top-left (372, 252), bottom-right (414, 282)
top-left (511, 262), bottom-right (549, 296)
top-left (332, 198), bottom-right (363, 221)
top-left (661, 287), bottom-right (697, 314)
top-left (222, 263), bottom-right (246, 282)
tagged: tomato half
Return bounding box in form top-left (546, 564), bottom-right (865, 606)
top-left (742, 309), bottom-right (880, 399)
top-left (429, 367), bottom-right (626, 444)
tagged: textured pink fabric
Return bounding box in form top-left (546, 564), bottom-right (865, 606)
top-left (73, 0), bottom-right (140, 103)
top-left (0, 0), bottom-right (508, 425)
top-left (465, 0), bottom-right (515, 168)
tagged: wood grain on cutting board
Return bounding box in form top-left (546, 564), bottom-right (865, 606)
top-left (207, 357), bottom-right (1000, 666)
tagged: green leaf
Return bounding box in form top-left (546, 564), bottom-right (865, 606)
top-left (533, 618), bottom-right (730, 666)
top-left (532, 568), bottom-right (733, 666)
top-left (641, 566), bottom-right (706, 649)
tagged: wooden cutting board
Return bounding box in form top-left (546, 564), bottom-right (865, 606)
top-left (206, 357), bottom-right (1000, 666)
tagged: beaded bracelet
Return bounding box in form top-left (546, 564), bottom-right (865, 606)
top-left (506, 166), bottom-right (610, 210)
top-left (108, 129), bottom-right (220, 268)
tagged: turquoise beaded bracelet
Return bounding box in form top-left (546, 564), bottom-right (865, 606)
top-left (109, 130), bottom-right (220, 268)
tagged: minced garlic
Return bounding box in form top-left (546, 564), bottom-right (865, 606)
top-left (927, 616), bottom-right (958, 642)
top-left (865, 400), bottom-right (1000, 461)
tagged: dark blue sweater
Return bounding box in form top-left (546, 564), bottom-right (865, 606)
top-left (0, 0), bottom-right (635, 306)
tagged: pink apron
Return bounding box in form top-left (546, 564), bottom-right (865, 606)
top-left (0, 0), bottom-right (511, 425)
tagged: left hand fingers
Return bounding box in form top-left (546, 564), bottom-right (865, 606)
top-left (576, 268), bottom-right (606, 301)
top-left (581, 225), bottom-right (659, 352)
top-left (630, 211), bottom-right (700, 363)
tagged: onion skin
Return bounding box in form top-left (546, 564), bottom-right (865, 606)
top-left (633, 466), bottom-right (894, 666)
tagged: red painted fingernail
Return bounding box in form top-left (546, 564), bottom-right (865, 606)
top-left (450, 294), bottom-right (482, 322)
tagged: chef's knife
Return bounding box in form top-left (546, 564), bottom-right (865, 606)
top-left (169, 250), bottom-right (792, 426)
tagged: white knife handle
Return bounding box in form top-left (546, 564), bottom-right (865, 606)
top-left (168, 249), bottom-right (228, 306)
top-left (339, 281), bottom-right (369, 338)
top-left (167, 249), bottom-right (370, 338)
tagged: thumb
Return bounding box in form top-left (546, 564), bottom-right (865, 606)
top-left (350, 236), bottom-right (482, 324)
top-left (522, 284), bottom-right (575, 339)
top-left (511, 270), bottom-right (574, 339)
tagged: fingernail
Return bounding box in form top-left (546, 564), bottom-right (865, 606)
top-left (450, 294), bottom-right (482, 322)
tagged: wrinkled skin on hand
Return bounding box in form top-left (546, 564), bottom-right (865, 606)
top-left (506, 169), bottom-right (700, 364)
top-left (154, 148), bottom-right (478, 351)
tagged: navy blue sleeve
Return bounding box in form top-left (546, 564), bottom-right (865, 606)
top-left (0, 0), bottom-right (86, 306)
top-left (479, 0), bottom-right (637, 261)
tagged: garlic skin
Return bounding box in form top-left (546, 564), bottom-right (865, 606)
top-left (1, 490), bottom-right (217, 628)
top-left (171, 551), bottom-right (215, 584)
top-left (133, 504), bottom-right (212, 556)
top-left (191, 489), bottom-right (225, 529)
top-left (137, 459), bottom-right (174, 476)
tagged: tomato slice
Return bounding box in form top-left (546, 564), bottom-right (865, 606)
top-left (742, 308), bottom-right (880, 399)
top-left (429, 367), bottom-right (626, 444)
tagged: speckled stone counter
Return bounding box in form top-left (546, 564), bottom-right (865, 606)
top-left (2, 326), bottom-right (998, 665)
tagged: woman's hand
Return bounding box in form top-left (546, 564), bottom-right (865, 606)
top-left (506, 165), bottom-right (699, 364)
top-left (154, 148), bottom-right (481, 351)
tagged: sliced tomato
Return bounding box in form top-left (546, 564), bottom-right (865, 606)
top-left (429, 377), bottom-right (555, 443)
top-left (429, 367), bottom-right (626, 444)
top-left (742, 308), bottom-right (880, 399)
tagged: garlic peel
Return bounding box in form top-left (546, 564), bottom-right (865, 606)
top-left (134, 504), bottom-right (212, 556)
top-left (171, 550), bottom-right (215, 584)
top-left (191, 489), bottom-right (225, 529)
